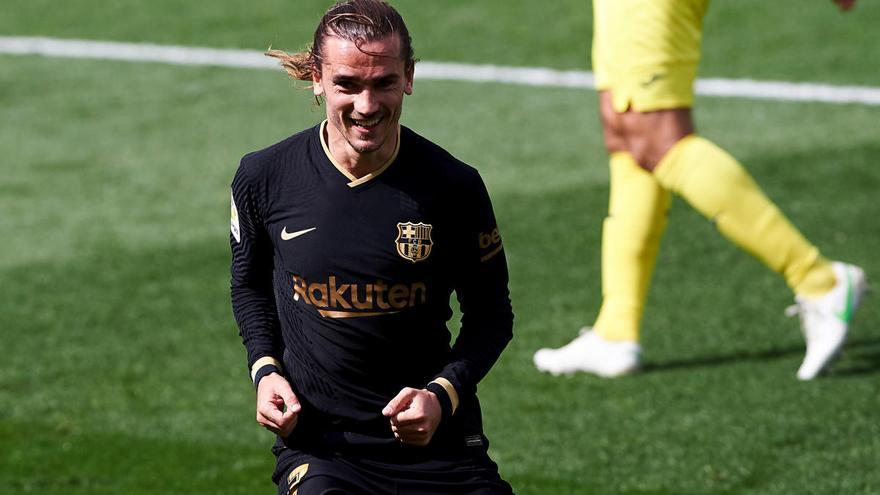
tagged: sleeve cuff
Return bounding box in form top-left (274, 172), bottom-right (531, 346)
top-left (427, 377), bottom-right (460, 417)
top-left (250, 356), bottom-right (282, 388)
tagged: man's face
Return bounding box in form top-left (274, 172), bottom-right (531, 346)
top-left (314, 35), bottom-right (413, 158)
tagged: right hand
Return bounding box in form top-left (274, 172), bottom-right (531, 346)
top-left (833, 0), bottom-right (855, 11)
top-left (255, 372), bottom-right (301, 437)
top-left (382, 387), bottom-right (442, 447)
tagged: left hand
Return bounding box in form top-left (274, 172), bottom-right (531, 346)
top-left (255, 373), bottom-right (301, 438)
top-left (382, 387), bottom-right (442, 446)
top-left (833, 0), bottom-right (856, 11)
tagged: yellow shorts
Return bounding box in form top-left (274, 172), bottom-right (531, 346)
top-left (592, 0), bottom-right (709, 113)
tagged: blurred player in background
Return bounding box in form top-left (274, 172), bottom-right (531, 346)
top-left (534, 0), bottom-right (865, 380)
top-left (231, 1), bottom-right (514, 493)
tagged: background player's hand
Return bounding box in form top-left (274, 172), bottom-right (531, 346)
top-left (833, 0), bottom-right (855, 11)
top-left (256, 373), bottom-right (301, 437)
top-left (382, 387), bottom-right (442, 447)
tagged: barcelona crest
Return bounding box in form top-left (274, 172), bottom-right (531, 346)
top-left (396, 222), bottom-right (433, 263)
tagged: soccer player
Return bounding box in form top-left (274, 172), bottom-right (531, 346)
top-left (230, 1), bottom-right (514, 493)
top-left (534, 0), bottom-right (866, 380)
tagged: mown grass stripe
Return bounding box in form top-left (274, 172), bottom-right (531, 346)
top-left (2, 36), bottom-right (880, 106)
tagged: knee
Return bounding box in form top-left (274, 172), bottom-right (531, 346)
top-left (626, 137), bottom-right (665, 172)
top-left (620, 108), bottom-right (694, 171)
top-left (601, 113), bottom-right (674, 169)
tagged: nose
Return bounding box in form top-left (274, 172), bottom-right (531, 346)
top-left (353, 89), bottom-right (380, 116)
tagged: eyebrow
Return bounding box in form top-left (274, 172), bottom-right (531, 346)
top-left (332, 73), bottom-right (400, 85)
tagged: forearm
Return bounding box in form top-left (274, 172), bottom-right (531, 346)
top-left (437, 306), bottom-right (513, 399)
top-left (232, 282), bottom-right (285, 394)
top-left (232, 283), bottom-right (283, 368)
top-left (430, 283), bottom-right (513, 421)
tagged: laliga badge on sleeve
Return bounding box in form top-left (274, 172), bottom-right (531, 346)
top-left (230, 190), bottom-right (241, 243)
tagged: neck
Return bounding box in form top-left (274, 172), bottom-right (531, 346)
top-left (324, 124), bottom-right (399, 179)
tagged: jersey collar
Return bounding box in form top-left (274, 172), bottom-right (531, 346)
top-left (319, 120), bottom-right (401, 188)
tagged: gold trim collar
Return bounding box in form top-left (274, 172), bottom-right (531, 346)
top-left (319, 120), bottom-right (401, 188)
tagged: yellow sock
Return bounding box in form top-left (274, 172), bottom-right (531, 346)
top-left (594, 152), bottom-right (670, 342)
top-left (653, 135), bottom-right (835, 297)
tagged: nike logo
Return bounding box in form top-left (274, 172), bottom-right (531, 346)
top-left (281, 227), bottom-right (317, 241)
top-left (640, 73), bottom-right (665, 88)
top-left (833, 268), bottom-right (854, 323)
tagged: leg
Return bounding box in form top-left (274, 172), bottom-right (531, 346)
top-left (630, 118), bottom-right (836, 298)
top-left (277, 457), bottom-right (386, 495)
top-left (392, 448), bottom-right (514, 495)
top-left (594, 92), bottom-right (671, 343)
top-left (590, 0), bottom-right (696, 344)
top-left (294, 477), bottom-right (361, 495)
top-left (639, 121), bottom-right (865, 379)
top-left (533, 93), bottom-right (668, 377)
top-left (533, 0), bottom-right (682, 377)
top-left (619, 104), bottom-right (864, 380)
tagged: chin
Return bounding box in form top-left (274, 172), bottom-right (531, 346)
top-left (351, 134), bottom-right (387, 153)
top-left (348, 140), bottom-right (379, 153)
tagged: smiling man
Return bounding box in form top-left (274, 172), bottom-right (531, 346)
top-left (230, 1), bottom-right (514, 494)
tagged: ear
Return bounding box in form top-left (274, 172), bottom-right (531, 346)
top-left (403, 61), bottom-right (414, 95)
top-left (312, 67), bottom-right (325, 97)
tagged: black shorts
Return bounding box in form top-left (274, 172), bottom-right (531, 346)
top-left (274, 440), bottom-right (513, 495)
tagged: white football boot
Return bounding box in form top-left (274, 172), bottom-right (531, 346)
top-left (787, 262), bottom-right (867, 381)
top-left (533, 328), bottom-right (641, 377)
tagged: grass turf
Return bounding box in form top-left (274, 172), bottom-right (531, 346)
top-left (2, 1), bottom-right (879, 83)
top-left (2, 1), bottom-right (880, 493)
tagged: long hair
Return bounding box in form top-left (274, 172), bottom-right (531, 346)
top-left (266, 0), bottom-right (415, 84)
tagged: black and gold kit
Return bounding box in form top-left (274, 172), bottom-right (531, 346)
top-left (230, 122), bottom-right (514, 493)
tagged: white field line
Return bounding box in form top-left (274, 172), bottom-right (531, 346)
top-left (3, 36), bottom-right (880, 106)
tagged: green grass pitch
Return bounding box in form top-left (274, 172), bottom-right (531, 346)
top-left (2, 1), bottom-right (879, 493)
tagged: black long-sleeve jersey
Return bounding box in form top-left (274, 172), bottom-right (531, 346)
top-left (230, 122), bottom-right (513, 449)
